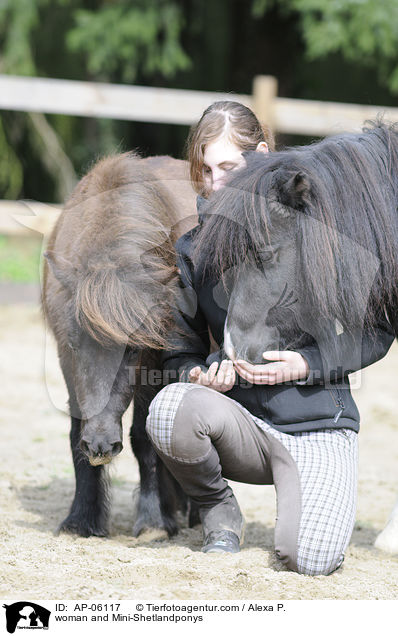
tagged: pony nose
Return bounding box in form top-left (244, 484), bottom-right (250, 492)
top-left (243, 337), bottom-right (281, 364)
top-left (80, 437), bottom-right (123, 459)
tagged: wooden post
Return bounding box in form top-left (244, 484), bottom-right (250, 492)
top-left (252, 75), bottom-right (278, 134)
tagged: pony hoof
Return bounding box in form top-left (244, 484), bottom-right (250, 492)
top-left (134, 527), bottom-right (169, 543)
top-left (57, 515), bottom-right (108, 538)
top-left (132, 516), bottom-right (178, 539)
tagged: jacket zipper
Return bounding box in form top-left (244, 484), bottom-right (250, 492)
top-left (330, 388), bottom-right (345, 424)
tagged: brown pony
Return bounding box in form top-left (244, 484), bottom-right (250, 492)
top-left (42, 152), bottom-right (198, 538)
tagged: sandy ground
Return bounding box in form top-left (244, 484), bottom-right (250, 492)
top-left (0, 302), bottom-right (397, 601)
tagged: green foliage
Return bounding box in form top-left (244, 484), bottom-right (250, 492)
top-left (252, 0), bottom-right (398, 93)
top-left (0, 0), bottom-right (192, 202)
top-left (252, 0), bottom-right (275, 18)
top-left (67, 1), bottom-right (191, 82)
top-left (0, 0), bottom-right (38, 75)
top-left (0, 0), bottom-right (191, 82)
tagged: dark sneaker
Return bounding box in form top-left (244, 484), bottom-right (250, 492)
top-left (202, 530), bottom-right (240, 554)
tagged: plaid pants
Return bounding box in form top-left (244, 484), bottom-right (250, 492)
top-left (146, 382), bottom-right (358, 576)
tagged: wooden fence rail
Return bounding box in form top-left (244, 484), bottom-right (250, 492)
top-left (2, 73), bottom-right (398, 236)
top-left (1, 73), bottom-right (398, 136)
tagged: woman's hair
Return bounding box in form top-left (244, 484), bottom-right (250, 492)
top-left (186, 100), bottom-right (275, 196)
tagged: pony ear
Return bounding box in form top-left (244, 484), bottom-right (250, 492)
top-left (44, 250), bottom-right (78, 292)
top-left (279, 171), bottom-right (310, 210)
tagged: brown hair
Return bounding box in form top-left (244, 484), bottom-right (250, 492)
top-left (43, 152), bottom-right (187, 351)
top-left (186, 100), bottom-right (275, 196)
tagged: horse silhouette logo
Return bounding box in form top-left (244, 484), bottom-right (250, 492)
top-left (2, 602), bottom-right (50, 633)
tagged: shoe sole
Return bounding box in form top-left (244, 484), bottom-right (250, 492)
top-left (202, 548), bottom-right (240, 554)
top-left (202, 518), bottom-right (246, 554)
top-left (202, 546), bottom-right (240, 554)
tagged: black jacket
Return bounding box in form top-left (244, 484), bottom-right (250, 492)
top-left (162, 199), bottom-right (394, 433)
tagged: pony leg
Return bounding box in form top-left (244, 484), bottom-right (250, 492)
top-left (375, 497), bottom-right (398, 554)
top-left (188, 500), bottom-right (201, 528)
top-left (58, 415), bottom-right (110, 537)
top-left (170, 477), bottom-right (200, 527)
top-left (129, 385), bottom-right (179, 538)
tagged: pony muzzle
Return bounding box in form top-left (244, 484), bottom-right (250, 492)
top-left (80, 437), bottom-right (123, 465)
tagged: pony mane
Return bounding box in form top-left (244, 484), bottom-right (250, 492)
top-left (192, 120), bottom-right (398, 333)
top-left (64, 152), bottom-right (179, 349)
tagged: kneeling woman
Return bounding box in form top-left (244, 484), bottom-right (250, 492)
top-left (146, 101), bottom-right (394, 575)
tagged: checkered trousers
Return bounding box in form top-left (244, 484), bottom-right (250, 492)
top-left (146, 381), bottom-right (358, 576)
top-left (250, 412), bottom-right (358, 576)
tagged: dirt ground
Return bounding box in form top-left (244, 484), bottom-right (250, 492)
top-left (0, 302), bottom-right (397, 600)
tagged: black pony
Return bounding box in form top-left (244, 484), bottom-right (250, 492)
top-left (192, 120), bottom-right (398, 371)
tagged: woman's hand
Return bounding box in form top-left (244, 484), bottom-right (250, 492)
top-left (188, 360), bottom-right (236, 392)
top-left (233, 350), bottom-right (309, 385)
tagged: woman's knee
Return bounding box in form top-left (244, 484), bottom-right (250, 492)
top-left (275, 540), bottom-right (344, 576)
top-left (297, 555), bottom-right (344, 577)
top-left (146, 382), bottom-right (189, 448)
top-left (146, 382), bottom-right (212, 462)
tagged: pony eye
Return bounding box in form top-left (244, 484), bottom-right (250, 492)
top-left (257, 249), bottom-right (275, 262)
top-left (253, 248), bottom-right (277, 272)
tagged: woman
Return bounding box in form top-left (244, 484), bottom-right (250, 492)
top-left (146, 101), bottom-right (394, 575)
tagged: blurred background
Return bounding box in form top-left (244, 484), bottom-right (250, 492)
top-left (2, 0), bottom-right (398, 201)
top-left (3, 0), bottom-right (398, 286)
